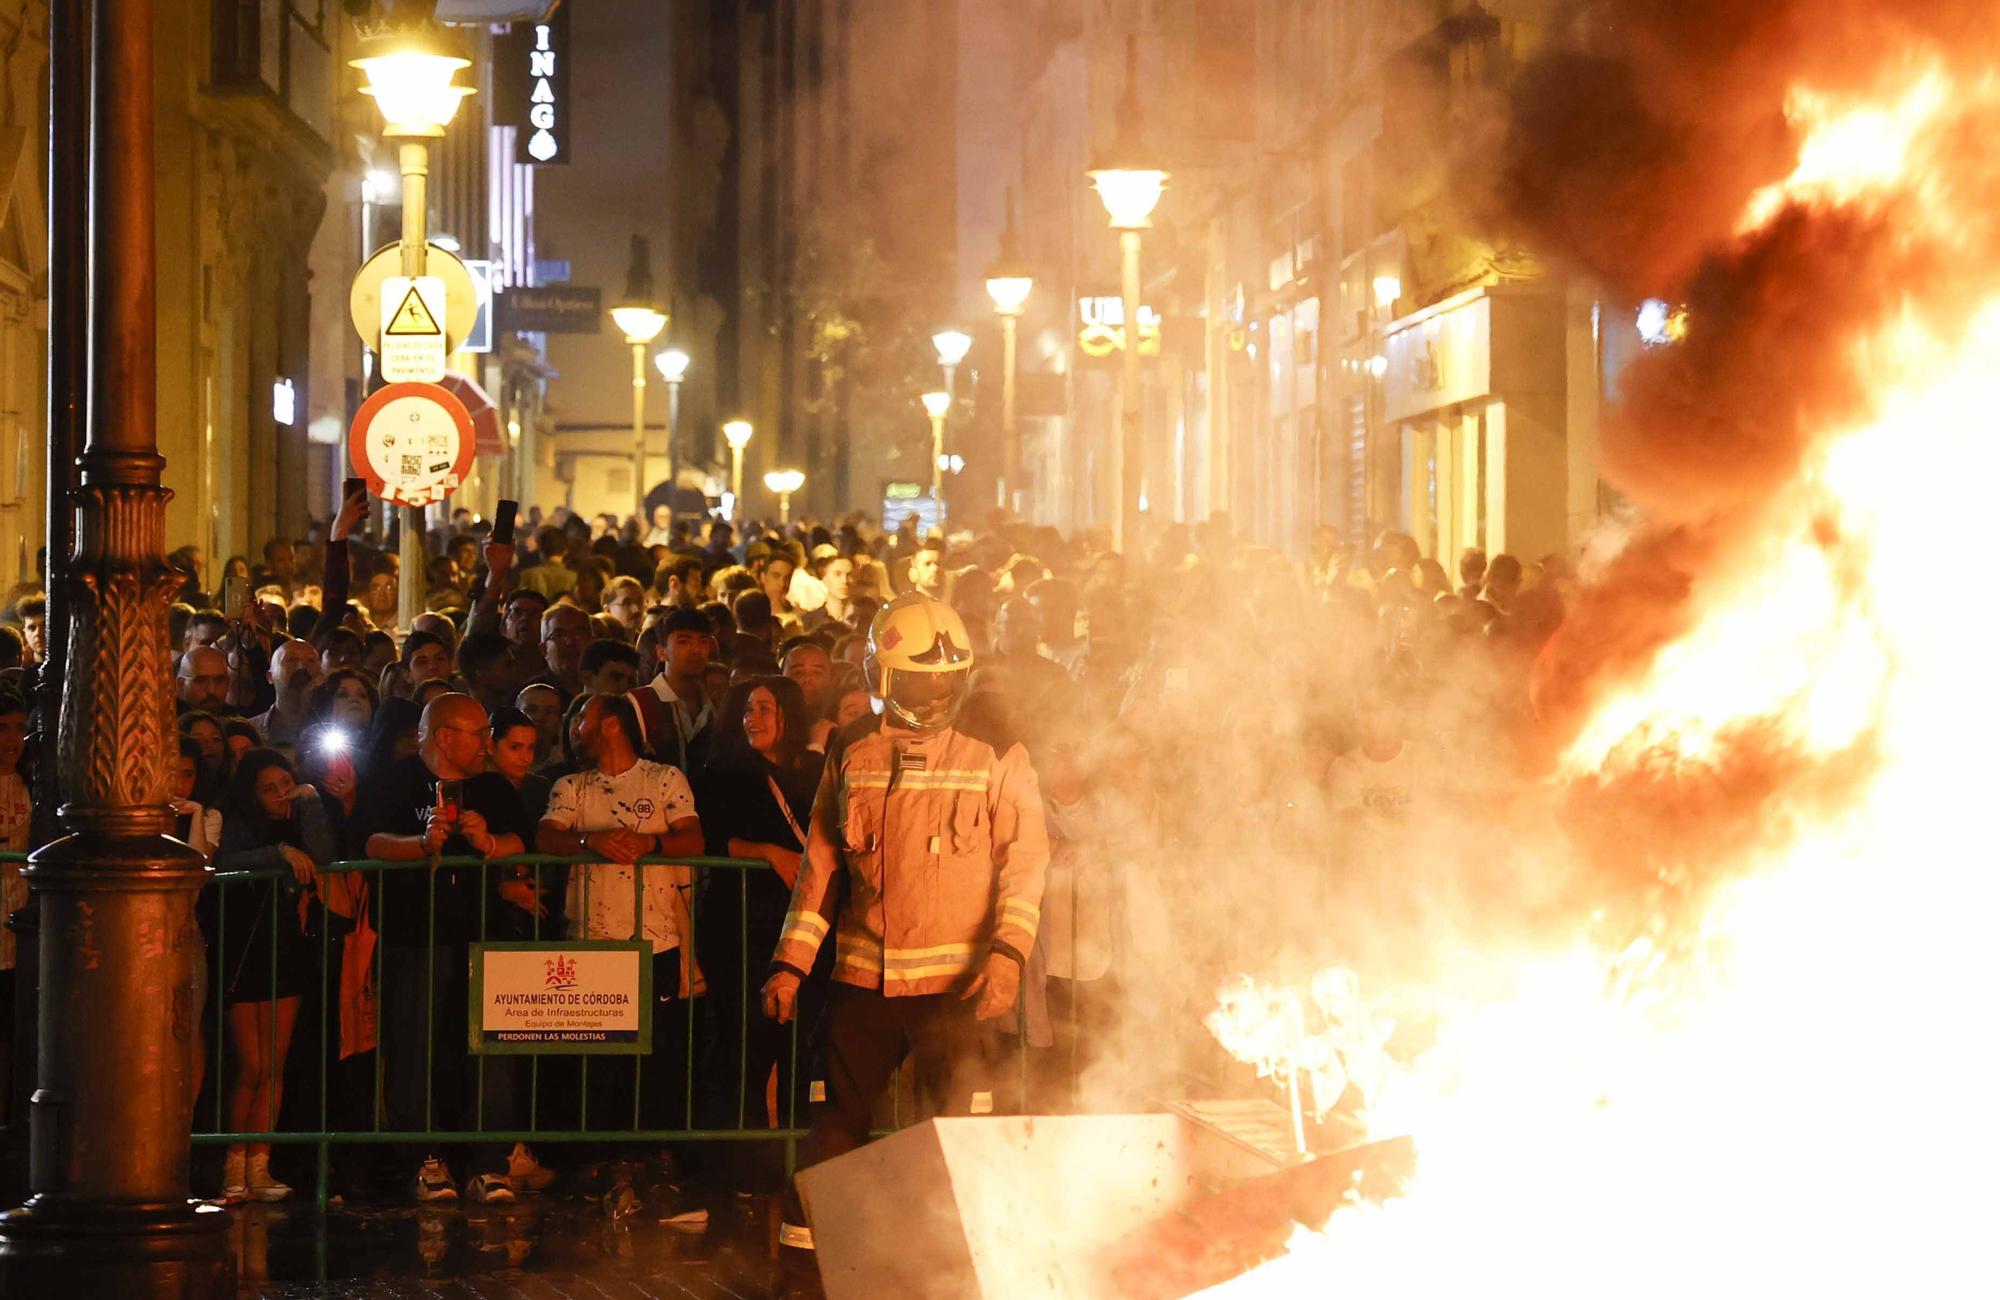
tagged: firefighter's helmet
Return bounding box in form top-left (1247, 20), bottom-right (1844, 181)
top-left (865, 592), bottom-right (975, 731)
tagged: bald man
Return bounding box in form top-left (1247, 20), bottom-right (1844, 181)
top-left (177, 645), bottom-right (232, 715)
top-left (252, 637), bottom-right (323, 751)
top-left (355, 692), bottom-right (545, 1206)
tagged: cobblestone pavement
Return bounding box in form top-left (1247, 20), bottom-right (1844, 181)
top-left (225, 1180), bottom-right (798, 1298)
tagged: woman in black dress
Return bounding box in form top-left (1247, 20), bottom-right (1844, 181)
top-left (212, 748), bottom-right (336, 1203)
top-left (693, 675), bottom-right (825, 1147)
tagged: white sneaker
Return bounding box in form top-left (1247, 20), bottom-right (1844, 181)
top-left (506, 1142), bottom-right (555, 1193)
top-left (246, 1152), bottom-right (292, 1202)
top-left (219, 1146), bottom-right (248, 1204)
top-left (413, 1156), bottom-right (459, 1203)
top-left (466, 1172), bottom-right (516, 1205)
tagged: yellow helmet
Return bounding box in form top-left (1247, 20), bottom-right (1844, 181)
top-left (865, 592), bottom-right (975, 731)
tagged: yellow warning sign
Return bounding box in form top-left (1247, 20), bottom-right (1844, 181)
top-left (386, 283), bottom-right (443, 336)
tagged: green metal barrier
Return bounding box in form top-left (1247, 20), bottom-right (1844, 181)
top-left (2, 846), bottom-right (1063, 1212)
top-left (189, 852), bottom-right (816, 1208)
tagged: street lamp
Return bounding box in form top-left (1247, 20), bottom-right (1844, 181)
top-left (764, 468), bottom-right (805, 527)
top-left (1087, 33), bottom-right (1168, 555)
top-left (352, 23), bottom-right (476, 634)
top-left (922, 389), bottom-right (952, 528)
top-left (932, 328), bottom-right (973, 395)
top-left (723, 418), bottom-right (753, 523)
top-left (985, 187), bottom-right (1034, 514)
top-left (611, 235), bottom-right (669, 524)
top-left (653, 346), bottom-right (690, 522)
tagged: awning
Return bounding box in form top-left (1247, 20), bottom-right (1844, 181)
top-left (437, 371), bottom-right (506, 458)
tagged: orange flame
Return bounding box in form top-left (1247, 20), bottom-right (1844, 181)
top-left (1202, 62), bottom-right (2000, 1297)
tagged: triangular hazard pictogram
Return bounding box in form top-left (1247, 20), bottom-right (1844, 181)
top-left (385, 284), bottom-right (442, 336)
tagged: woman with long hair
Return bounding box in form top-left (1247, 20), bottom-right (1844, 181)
top-left (211, 748), bottom-right (336, 1203)
top-left (296, 669), bottom-right (378, 831)
top-left (304, 667), bottom-right (378, 740)
top-left (692, 676), bottom-right (825, 1148)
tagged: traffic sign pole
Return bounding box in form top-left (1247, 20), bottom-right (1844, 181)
top-left (397, 140), bottom-right (430, 635)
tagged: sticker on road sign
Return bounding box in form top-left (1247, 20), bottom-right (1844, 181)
top-left (378, 275), bottom-right (448, 382)
top-left (349, 381), bottom-right (476, 509)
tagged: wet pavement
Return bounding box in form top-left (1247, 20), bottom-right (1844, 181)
top-left (227, 1172), bottom-right (797, 1298)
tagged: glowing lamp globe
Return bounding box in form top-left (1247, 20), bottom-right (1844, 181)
top-left (932, 330), bottom-right (973, 368)
top-left (1090, 166), bottom-right (1168, 230)
top-left (986, 274), bottom-right (1033, 316)
top-left (723, 419), bottom-right (754, 451)
top-left (921, 390), bottom-right (952, 419)
top-left (764, 469), bottom-right (805, 495)
top-left (351, 47), bottom-right (474, 138)
top-left (611, 305), bottom-right (669, 345)
top-left (654, 348), bottom-right (691, 383)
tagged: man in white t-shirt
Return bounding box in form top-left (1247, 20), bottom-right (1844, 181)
top-left (536, 692), bottom-right (706, 1174)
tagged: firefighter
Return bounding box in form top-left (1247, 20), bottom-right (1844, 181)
top-left (761, 592), bottom-right (1050, 1257)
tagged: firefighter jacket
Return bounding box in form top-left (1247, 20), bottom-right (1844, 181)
top-left (769, 713), bottom-right (1049, 996)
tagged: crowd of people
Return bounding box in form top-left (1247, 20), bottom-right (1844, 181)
top-left (0, 488), bottom-right (1571, 1217)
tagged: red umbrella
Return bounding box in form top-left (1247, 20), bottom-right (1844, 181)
top-left (437, 371), bottom-right (506, 458)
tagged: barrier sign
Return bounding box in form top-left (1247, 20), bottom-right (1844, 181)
top-left (469, 941), bottom-right (652, 1055)
top-left (349, 381), bottom-right (476, 509)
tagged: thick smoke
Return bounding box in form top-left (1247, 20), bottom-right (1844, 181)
top-left (1063, 0), bottom-right (2000, 1123)
top-left (1484, 0), bottom-right (2000, 884)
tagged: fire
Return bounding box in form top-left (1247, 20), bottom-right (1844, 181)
top-left (1198, 56), bottom-right (2000, 1299)
top-left (1739, 71), bottom-right (1952, 232)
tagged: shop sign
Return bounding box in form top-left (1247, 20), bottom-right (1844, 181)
top-left (1383, 291), bottom-right (1493, 423)
top-left (469, 941), bottom-right (652, 1055)
top-left (495, 285), bottom-right (602, 334)
top-left (495, 6), bottom-right (571, 165)
top-left (882, 483), bottom-right (942, 535)
top-left (1076, 295), bottom-right (1161, 359)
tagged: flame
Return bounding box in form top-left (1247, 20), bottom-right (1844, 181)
top-left (1739, 71), bottom-right (1952, 232)
top-left (1199, 60), bottom-right (2000, 1298)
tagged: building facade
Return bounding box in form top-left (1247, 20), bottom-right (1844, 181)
top-left (0, 0), bottom-right (46, 598)
top-left (761, 0), bottom-right (1614, 562)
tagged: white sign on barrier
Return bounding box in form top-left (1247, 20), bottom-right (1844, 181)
top-left (470, 941), bottom-right (651, 1055)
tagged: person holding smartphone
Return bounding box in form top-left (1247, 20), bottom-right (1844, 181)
top-left (354, 692), bottom-right (540, 1205)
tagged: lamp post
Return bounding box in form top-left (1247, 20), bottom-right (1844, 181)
top-left (353, 25), bottom-right (476, 635)
top-left (1088, 34), bottom-right (1168, 555)
top-left (764, 468), bottom-right (805, 527)
top-left (610, 235), bottom-right (668, 525)
top-left (922, 389), bottom-right (952, 530)
top-left (0, 0), bottom-right (245, 1291)
top-left (723, 418), bottom-right (753, 524)
top-left (654, 347), bottom-right (689, 520)
top-left (984, 188), bottom-right (1033, 514)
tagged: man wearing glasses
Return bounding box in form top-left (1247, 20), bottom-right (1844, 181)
top-left (357, 692), bottom-right (544, 1205)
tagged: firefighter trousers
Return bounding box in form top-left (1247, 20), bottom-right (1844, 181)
top-left (785, 982), bottom-right (1004, 1226)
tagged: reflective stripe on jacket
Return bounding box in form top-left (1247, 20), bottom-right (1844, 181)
top-left (771, 715), bottom-right (1049, 996)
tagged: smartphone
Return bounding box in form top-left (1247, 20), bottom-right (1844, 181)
top-left (492, 499), bottom-right (519, 545)
top-left (343, 475), bottom-right (366, 503)
top-left (221, 573), bottom-right (250, 620)
top-left (436, 779), bottom-right (463, 819)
